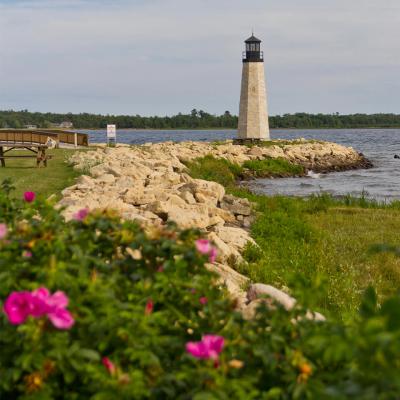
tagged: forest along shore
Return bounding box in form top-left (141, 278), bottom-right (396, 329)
top-left (60, 139), bottom-right (372, 317)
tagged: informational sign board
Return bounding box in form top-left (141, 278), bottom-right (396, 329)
top-left (106, 124), bottom-right (116, 146)
top-left (107, 124), bottom-right (116, 138)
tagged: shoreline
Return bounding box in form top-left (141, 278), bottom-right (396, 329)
top-left (74, 127), bottom-right (400, 131)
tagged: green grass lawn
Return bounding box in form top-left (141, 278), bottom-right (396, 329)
top-left (186, 156), bottom-right (400, 319)
top-left (235, 193), bottom-right (400, 319)
top-left (0, 149), bottom-right (80, 199)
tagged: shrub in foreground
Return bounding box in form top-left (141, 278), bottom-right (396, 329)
top-left (1, 181), bottom-right (400, 399)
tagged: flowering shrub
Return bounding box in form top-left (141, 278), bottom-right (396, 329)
top-left (1, 179), bottom-right (400, 399)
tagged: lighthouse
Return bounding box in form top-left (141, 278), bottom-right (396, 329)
top-left (237, 34), bottom-right (270, 141)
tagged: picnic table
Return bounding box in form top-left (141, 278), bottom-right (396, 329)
top-left (0, 143), bottom-right (52, 167)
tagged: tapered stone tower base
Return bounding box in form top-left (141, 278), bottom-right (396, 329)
top-left (237, 34), bottom-right (270, 141)
top-left (238, 62), bottom-right (270, 140)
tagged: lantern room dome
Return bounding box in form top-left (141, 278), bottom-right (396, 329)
top-left (245, 34), bottom-right (262, 43)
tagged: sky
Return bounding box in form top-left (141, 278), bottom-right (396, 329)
top-left (0, 0), bottom-right (399, 116)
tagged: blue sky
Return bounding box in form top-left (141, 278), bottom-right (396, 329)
top-left (0, 0), bottom-right (399, 116)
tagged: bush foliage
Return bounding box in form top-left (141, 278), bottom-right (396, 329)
top-left (1, 181), bottom-right (400, 399)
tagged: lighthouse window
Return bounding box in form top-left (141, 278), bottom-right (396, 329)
top-left (250, 43), bottom-right (256, 51)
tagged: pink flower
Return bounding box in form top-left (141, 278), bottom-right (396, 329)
top-left (22, 250), bottom-right (32, 258)
top-left (3, 292), bottom-right (34, 324)
top-left (32, 288), bottom-right (74, 330)
top-left (195, 239), bottom-right (212, 255)
top-left (186, 335), bottom-right (225, 360)
top-left (3, 287), bottom-right (74, 330)
top-left (145, 299), bottom-right (154, 315)
top-left (209, 247), bottom-right (217, 263)
top-left (102, 357), bottom-right (116, 375)
top-left (47, 308), bottom-right (75, 330)
top-left (24, 191), bottom-right (36, 203)
top-left (0, 223), bottom-right (7, 239)
top-left (195, 239), bottom-right (217, 263)
top-left (29, 288), bottom-right (51, 317)
top-left (73, 208), bottom-right (89, 221)
top-left (199, 297), bottom-right (208, 305)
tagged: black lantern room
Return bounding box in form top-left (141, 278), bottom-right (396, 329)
top-left (243, 34), bottom-right (263, 63)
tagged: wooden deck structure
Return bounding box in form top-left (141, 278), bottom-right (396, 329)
top-left (0, 129), bottom-right (89, 167)
top-left (0, 129), bottom-right (89, 147)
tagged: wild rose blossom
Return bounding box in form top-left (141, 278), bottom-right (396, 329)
top-left (186, 335), bottom-right (225, 360)
top-left (22, 250), bottom-right (33, 258)
top-left (145, 299), bottom-right (154, 315)
top-left (3, 292), bottom-right (36, 325)
top-left (102, 357), bottom-right (116, 375)
top-left (209, 247), bottom-right (217, 263)
top-left (32, 288), bottom-right (75, 329)
top-left (24, 191), bottom-right (36, 203)
top-left (195, 239), bottom-right (218, 263)
top-left (73, 208), bottom-right (89, 221)
top-left (199, 297), bottom-right (208, 305)
top-left (0, 223), bottom-right (7, 239)
top-left (3, 287), bottom-right (74, 330)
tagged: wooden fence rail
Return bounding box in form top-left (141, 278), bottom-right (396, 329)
top-left (0, 129), bottom-right (89, 147)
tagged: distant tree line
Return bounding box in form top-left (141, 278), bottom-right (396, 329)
top-left (1, 109), bottom-right (400, 129)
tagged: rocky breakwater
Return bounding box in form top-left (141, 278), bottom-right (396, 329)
top-left (61, 143), bottom-right (256, 265)
top-left (60, 140), bottom-right (369, 318)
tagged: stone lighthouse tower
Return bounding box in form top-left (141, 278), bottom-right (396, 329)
top-left (237, 34), bottom-right (270, 141)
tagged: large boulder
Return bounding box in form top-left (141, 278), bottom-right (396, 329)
top-left (123, 187), bottom-right (156, 206)
top-left (207, 232), bottom-right (242, 264)
top-left (180, 179), bottom-right (225, 205)
top-left (220, 195), bottom-right (251, 216)
top-left (205, 262), bottom-right (248, 309)
top-left (213, 226), bottom-right (255, 252)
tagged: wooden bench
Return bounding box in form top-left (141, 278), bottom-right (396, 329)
top-left (0, 143), bottom-right (53, 167)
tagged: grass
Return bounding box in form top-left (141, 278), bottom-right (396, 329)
top-left (234, 192), bottom-right (400, 319)
top-left (0, 149), bottom-right (81, 199)
top-left (185, 155), bottom-right (243, 186)
top-left (242, 158), bottom-right (304, 177)
top-left (185, 156), bottom-right (400, 319)
top-left (185, 155), bottom-right (304, 182)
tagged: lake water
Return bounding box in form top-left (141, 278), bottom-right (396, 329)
top-left (79, 128), bottom-right (400, 202)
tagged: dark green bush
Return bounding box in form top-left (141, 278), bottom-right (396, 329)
top-left (1, 181), bottom-right (400, 399)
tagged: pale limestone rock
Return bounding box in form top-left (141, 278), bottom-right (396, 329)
top-left (76, 175), bottom-right (96, 186)
top-left (179, 190), bottom-right (197, 205)
top-left (214, 226), bottom-right (255, 251)
top-left (167, 207), bottom-right (210, 229)
top-left (248, 146), bottom-right (264, 158)
top-left (97, 174), bottom-right (115, 184)
top-left (247, 284), bottom-right (296, 310)
top-left (90, 164), bottom-right (108, 178)
top-left (124, 188), bottom-right (156, 206)
top-left (220, 195), bottom-right (251, 216)
top-left (191, 179), bottom-right (225, 201)
top-left (246, 283), bottom-right (326, 321)
top-left (115, 176), bottom-right (136, 189)
top-left (205, 262), bottom-right (248, 308)
top-left (210, 207), bottom-right (236, 224)
top-left (207, 232), bottom-right (242, 264)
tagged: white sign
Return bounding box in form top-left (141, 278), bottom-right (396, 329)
top-left (107, 124), bottom-right (116, 139)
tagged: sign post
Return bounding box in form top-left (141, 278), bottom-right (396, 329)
top-left (106, 124), bottom-right (116, 147)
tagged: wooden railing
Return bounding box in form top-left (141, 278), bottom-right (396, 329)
top-left (0, 129), bottom-right (89, 147)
